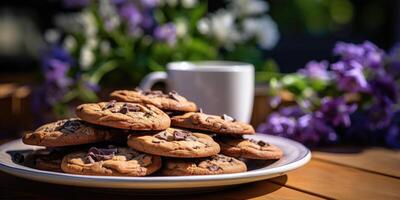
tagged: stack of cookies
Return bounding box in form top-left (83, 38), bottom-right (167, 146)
top-left (21, 89), bottom-right (283, 176)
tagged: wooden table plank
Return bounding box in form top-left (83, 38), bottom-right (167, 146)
top-left (313, 147), bottom-right (400, 178)
top-left (271, 159), bottom-right (400, 200)
top-left (0, 171), bottom-right (322, 200)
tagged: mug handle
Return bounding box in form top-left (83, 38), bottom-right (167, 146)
top-left (139, 71), bottom-right (168, 90)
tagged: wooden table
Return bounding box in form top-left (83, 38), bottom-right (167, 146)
top-left (0, 138), bottom-right (399, 200)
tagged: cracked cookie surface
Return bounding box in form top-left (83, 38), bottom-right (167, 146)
top-left (110, 89), bottom-right (197, 112)
top-left (127, 128), bottom-right (220, 158)
top-left (76, 101), bottom-right (170, 130)
top-left (162, 154), bottom-right (246, 176)
top-left (217, 137), bottom-right (283, 160)
top-left (61, 146), bottom-right (161, 176)
top-left (22, 118), bottom-right (121, 147)
top-left (171, 112), bottom-right (255, 135)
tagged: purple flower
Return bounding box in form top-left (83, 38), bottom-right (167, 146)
top-left (40, 47), bottom-right (73, 105)
top-left (41, 47), bottom-right (73, 85)
top-left (367, 97), bottom-right (394, 130)
top-left (154, 23), bottom-right (177, 46)
top-left (369, 75), bottom-right (398, 104)
top-left (385, 111), bottom-right (400, 148)
top-left (334, 42), bottom-right (365, 60)
top-left (141, 0), bottom-right (159, 8)
top-left (299, 60), bottom-right (330, 80)
top-left (280, 106), bottom-right (305, 118)
top-left (386, 125), bottom-right (400, 149)
top-left (332, 61), bottom-right (369, 92)
top-left (297, 114), bottom-right (338, 145)
top-left (334, 41), bottom-right (384, 70)
top-left (317, 97), bottom-right (357, 127)
top-left (140, 10), bottom-right (155, 30)
top-left (84, 80), bottom-right (100, 92)
top-left (119, 3), bottom-right (142, 33)
top-left (269, 96), bottom-right (281, 108)
top-left (257, 113), bottom-right (297, 137)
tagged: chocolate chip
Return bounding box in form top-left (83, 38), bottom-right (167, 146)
top-left (249, 139), bottom-right (268, 147)
top-left (152, 140), bottom-right (161, 143)
top-left (257, 141), bottom-right (267, 147)
top-left (86, 147), bottom-right (117, 162)
top-left (173, 130), bottom-right (192, 140)
top-left (154, 131), bottom-right (169, 140)
top-left (208, 165), bottom-right (221, 171)
top-left (198, 108), bottom-right (203, 113)
top-left (120, 103), bottom-right (140, 114)
top-left (168, 91), bottom-right (186, 102)
top-left (104, 100), bottom-right (116, 110)
top-left (221, 114), bottom-right (235, 122)
top-left (60, 120), bottom-right (81, 134)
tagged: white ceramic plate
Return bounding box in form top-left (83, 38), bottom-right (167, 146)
top-left (0, 134), bottom-right (310, 192)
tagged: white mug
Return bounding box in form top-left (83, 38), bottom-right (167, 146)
top-left (139, 61), bottom-right (254, 123)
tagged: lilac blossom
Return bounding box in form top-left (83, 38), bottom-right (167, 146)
top-left (367, 97), bottom-right (394, 130)
top-left (385, 111), bottom-right (400, 148)
top-left (334, 42), bottom-right (365, 60)
top-left (317, 97), bottom-right (357, 127)
top-left (40, 47), bottom-right (73, 106)
top-left (331, 61), bottom-right (369, 92)
top-left (257, 113), bottom-right (297, 137)
top-left (154, 23), bottom-right (177, 46)
top-left (334, 41), bottom-right (384, 70)
top-left (141, 0), bottom-right (159, 8)
top-left (279, 106), bottom-right (305, 118)
top-left (41, 47), bottom-right (73, 87)
top-left (297, 114), bottom-right (338, 145)
top-left (140, 10), bottom-right (155, 30)
top-left (369, 75), bottom-right (398, 104)
top-left (299, 60), bottom-right (330, 80)
top-left (118, 3), bottom-right (142, 33)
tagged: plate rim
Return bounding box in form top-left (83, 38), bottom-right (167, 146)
top-left (0, 134), bottom-right (311, 187)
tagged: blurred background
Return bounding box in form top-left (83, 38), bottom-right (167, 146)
top-left (0, 0), bottom-right (399, 146)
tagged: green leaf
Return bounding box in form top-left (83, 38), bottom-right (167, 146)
top-left (77, 84), bottom-right (98, 102)
top-left (148, 59), bottom-right (166, 71)
top-left (89, 60), bottom-right (119, 84)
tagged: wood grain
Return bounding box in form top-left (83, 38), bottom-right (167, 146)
top-left (313, 147), bottom-right (400, 178)
top-left (271, 159), bottom-right (400, 200)
top-left (0, 171), bottom-right (322, 200)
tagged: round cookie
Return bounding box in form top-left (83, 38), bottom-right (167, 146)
top-left (127, 128), bottom-right (220, 158)
top-left (22, 118), bottom-right (121, 147)
top-left (171, 112), bottom-right (255, 135)
top-left (61, 146), bottom-right (161, 176)
top-left (162, 154), bottom-right (247, 176)
top-left (110, 89), bottom-right (197, 112)
top-left (217, 137), bottom-right (283, 160)
top-left (76, 101), bottom-right (170, 130)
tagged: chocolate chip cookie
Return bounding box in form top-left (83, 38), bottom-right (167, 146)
top-left (171, 112), bottom-right (255, 135)
top-left (22, 118), bottom-right (121, 147)
top-left (162, 154), bottom-right (247, 176)
top-left (76, 101), bottom-right (170, 130)
top-left (61, 146), bottom-right (162, 176)
top-left (127, 128), bottom-right (220, 158)
top-left (217, 137), bottom-right (283, 160)
top-left (110, 89), bottom-right (197, 112)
